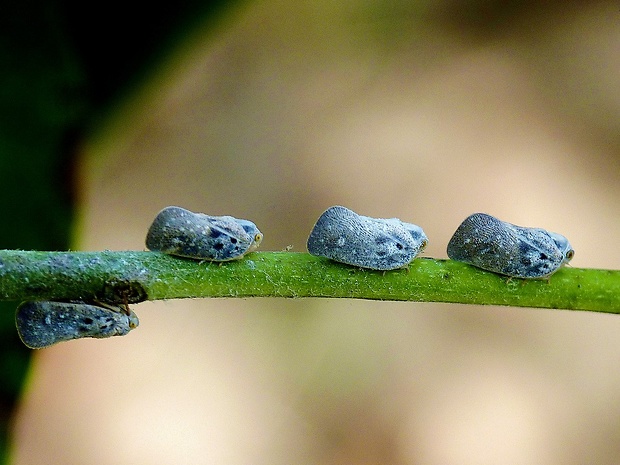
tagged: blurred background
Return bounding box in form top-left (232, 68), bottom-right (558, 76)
top-left (3, 0), bottom-right (620, 463)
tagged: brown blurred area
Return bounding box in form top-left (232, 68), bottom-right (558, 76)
top-left (10, 1), bottom-right (620, 464)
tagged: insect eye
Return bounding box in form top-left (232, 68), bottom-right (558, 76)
top-left (255, 233), bottom-right (263, 242)
top-left (420, 239), bottom-right (428, 250)
top-left (566, 249), bottom-right (575, 260)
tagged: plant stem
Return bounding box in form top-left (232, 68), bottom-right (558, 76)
top-left (0, 250), bottom-right (618, 313)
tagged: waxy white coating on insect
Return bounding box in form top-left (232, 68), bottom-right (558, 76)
top-left (307, 206), bottom-right (428, 270)
top-left (447, 213), bottom-right (574, 278)
top-left (145, 206), bottom-right (263, 261)
top-left (15, 301), bottom-right (140, 349)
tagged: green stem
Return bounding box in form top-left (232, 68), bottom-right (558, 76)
top-left (0, 250), bottom-right (618, 313)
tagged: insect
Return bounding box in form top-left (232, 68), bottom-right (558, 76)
top-left (447, 213), bottom-right (574, 278)
top-left (146, 206), bottom-right (263, 261)
top-left (15, 301), bottom-right (140, 349)
top-left (307, 205), bottom-right (428, 270)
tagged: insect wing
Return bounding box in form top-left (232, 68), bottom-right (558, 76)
top-left (146, 206), bottom-right (194, 255)
top-left (16, 301), bottom-right (139, 349)
top-left (448, 213), bottom-right (570, 278)
top-left (448, 213), bottom-right (521, 275)
top-left (307, 206), bottom-right (424, 270)
top-left (146, 206), bottom-right (258, 261)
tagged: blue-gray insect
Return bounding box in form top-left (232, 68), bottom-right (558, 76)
top-left (146, 206), bottom-right (263, 261)
top-left (447, 213), bottom-right (574, 278)
top-left (15, 301), bottom-right (140, 349)
top-left (307, 206), bottom-right (428, 270)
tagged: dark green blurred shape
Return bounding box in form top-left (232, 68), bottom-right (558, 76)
top-left (0, 2), bottom-right (80, 460)
top-left (0, 0), bottom-right (237, 461)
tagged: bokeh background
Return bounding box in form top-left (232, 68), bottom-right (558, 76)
top-left (4, 1), bottom-right (620, 463)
